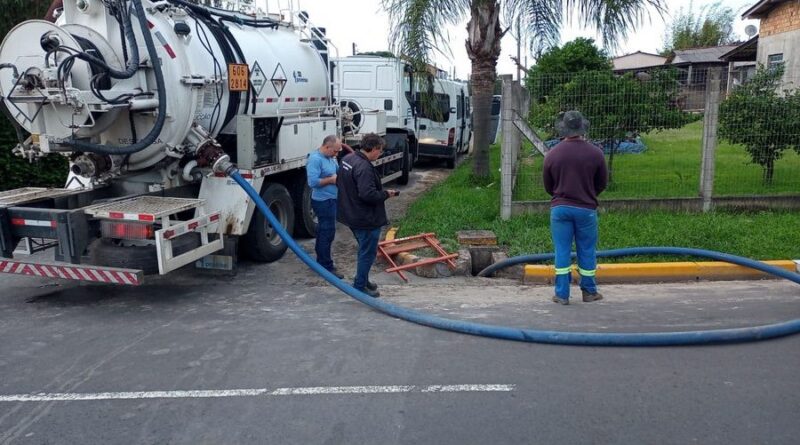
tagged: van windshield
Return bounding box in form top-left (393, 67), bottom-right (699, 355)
top-left (415, 92), bottom-right (451, 122)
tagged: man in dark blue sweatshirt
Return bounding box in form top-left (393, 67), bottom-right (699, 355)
top-left (543, 111), bottom-right (608, 305)
top-left (337, 134), bottom-right (399, 298)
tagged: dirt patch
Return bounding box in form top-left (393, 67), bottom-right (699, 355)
top-left (253, 163), bottom-right (454, 287)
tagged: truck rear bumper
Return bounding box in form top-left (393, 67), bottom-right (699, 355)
top-left (418, 143), bottom-right (455, 159)
top-left (0, 259), bottom-right (143, 285)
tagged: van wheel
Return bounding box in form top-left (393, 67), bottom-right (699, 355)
top-left (243, 182), bottom-right (295, 262)
top-left (292, 179), bottom-right (317, 238)
top-left (397, 140), bottom-right (411, 185)
top-left (445, 150), bottom-right (457, 169)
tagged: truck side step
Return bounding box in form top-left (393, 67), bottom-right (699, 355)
top-left (84, 196), bottom-right (205, 222)
top-left (0, 259), bottom-right (143, 285)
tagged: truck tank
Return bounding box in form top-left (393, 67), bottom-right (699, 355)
top-left (0, 0), bottom-right (330, 175)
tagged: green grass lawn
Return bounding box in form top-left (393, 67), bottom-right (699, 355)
top-left (514, 121), bottom-right (800, 201)
top-left (398, 144), bottom-right (800, 261)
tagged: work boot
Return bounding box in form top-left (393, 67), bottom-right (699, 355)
top-left (328, 268), bottom-right (344, 279)
top-left (552, 296), bottom-right (569, 305)
top-left (366, 281), bottom-right (378, 291)
top-left (582, 290), bottom-right (603, 302)
top-left (358, 287), bottom-right (380, 298)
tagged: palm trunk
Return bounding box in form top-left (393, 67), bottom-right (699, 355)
top-left (466, 0), bottom-right (504, 179)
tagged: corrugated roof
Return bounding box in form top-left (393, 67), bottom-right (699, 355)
top-left (671, 45), bottom-right (741, 65)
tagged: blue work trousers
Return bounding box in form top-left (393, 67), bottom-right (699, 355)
top-left (350, 227), bottom-right (382, 290)
top-left (550, 205), bottom-right (599, 299)
top-left (311, 198), bottom-right (337, 272)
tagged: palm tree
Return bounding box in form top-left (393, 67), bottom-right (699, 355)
top-left (382, 0), bottom-right (666, 179)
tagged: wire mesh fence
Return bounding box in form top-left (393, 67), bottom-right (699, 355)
top-left (512, 66), bottom-right (800, 204)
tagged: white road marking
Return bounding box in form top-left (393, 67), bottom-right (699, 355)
top-left (0, 384), bottom-right (514, 403)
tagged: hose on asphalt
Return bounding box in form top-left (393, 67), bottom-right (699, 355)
top-left (229, 170), bottom-right (800, 346)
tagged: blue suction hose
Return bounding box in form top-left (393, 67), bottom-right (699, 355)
top-left (229, 170), bottom-right (800, 346)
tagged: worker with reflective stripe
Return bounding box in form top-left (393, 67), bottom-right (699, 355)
top-left (542, 111), bottom-right (608, 305)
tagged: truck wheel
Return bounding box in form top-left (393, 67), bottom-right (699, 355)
top-left (243, 182), bottom-right (295, 262)
top-left (397, 140), bottom-right (411, 185)
top-left (292, 180), bottom-right (317, 238)
top-left (88, 234), bottom-right (200, 275)
top-left (445, 150), bottom-right (457, 169)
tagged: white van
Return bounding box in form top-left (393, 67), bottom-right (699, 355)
top-left (416, 78), bottom-right (472, 168)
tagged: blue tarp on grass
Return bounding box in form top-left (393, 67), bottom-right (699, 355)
top-left (545, 138), bottom-right (648, 154)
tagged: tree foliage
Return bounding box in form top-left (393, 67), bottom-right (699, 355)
top-left (661, 1), bottom-right (740, 55)
top-left (1, 0), bottom-right (67, 191)
top-left (719, 66), bottom-right (800, 185)
top-left (526, 38), bottom-right (612, 100)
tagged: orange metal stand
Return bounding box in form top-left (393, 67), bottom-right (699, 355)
top-left (377, 233), bottom-right (458, 281)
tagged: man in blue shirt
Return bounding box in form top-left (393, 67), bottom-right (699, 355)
top-left (307, 135), bottom-right (344, 279)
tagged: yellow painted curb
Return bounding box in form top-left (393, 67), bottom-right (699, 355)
top-left (383, 227), bottom-right (419, 265)
top-left (524, 260), bottom-right (798, 284)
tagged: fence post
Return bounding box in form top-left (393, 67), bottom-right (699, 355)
top-left (700, 67), bottom-right (722, 212)
top-left (500, 75), bottom-right (518, 220)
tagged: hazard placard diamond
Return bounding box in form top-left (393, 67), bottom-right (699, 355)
top-left (271, 63), bottom-right (287, 97)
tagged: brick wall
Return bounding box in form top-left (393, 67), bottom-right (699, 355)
top-left (761, 1), bottom-right (800, 37)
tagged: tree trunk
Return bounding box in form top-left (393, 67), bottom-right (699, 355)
top-left (466, 0), bottom-right (504, 178)
top-left (763, 159), bottom-right (775, 185)
top-left (607, 140), bottom-right (617, 185)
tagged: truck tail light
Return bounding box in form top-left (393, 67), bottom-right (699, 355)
top-left (448, 128), bottom-right (455, 146)
top-left (101, 221), bottom-right (154, 240)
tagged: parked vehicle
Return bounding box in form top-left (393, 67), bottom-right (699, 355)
top-left (332, 55), bottom-right (418, 185)
top-left (415, 78), bottom-right (472, 169)
top-left (0, 0), bottom-right (406, 285)
top-left (490, 95), bottom-right (501, 144)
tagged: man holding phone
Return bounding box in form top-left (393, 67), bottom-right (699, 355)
top-left (307, 135), bottom-right (344, 279)
top-left (337, 133), bottom-right (399, 298)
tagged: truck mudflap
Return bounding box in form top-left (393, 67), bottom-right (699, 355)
top-left (0, 259), bottom-right (143, 285)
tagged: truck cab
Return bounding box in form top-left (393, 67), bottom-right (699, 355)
top-left (332, 55), bottom-right (417, 183)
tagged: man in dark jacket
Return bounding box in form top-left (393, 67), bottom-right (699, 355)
top-left (337, 134), bottom-right (399, 297)
top-left (543, 111), bottom-right (608, 305)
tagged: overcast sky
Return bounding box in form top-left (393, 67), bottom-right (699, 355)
top-left (256, 0), bottom-right (759, 79)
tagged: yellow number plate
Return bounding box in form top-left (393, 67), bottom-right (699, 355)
top-left (228, 63), bottom-right (250, 92)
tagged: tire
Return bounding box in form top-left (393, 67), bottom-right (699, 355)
top-left (242, 182), bottom-right (295, 262)
top-left (397, 140), bottom-right (411, 185)
top-left (292, 179), bottom-right (317, 238)
top-left (445, 149), bottom-right (457, 169)
top-left (88, 234), bottom-right (200, 275)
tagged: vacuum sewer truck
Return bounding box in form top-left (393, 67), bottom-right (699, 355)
top-left (0, 0), bottom-right (410, 284)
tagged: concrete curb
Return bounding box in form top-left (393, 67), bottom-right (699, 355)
top-left (524, 260), bottom-right (800, 284)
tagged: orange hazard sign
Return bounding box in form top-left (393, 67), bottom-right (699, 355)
top-left (228, 63), bottom-right (250, 92)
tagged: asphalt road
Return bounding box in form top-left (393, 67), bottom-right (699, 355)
top-left (1, 162), bottom-right (799, 444)
top-left (1, 266), bottom-right (799, 444)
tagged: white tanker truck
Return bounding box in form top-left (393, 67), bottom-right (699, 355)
top-left (0, 0), bottom-right (411, 285)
